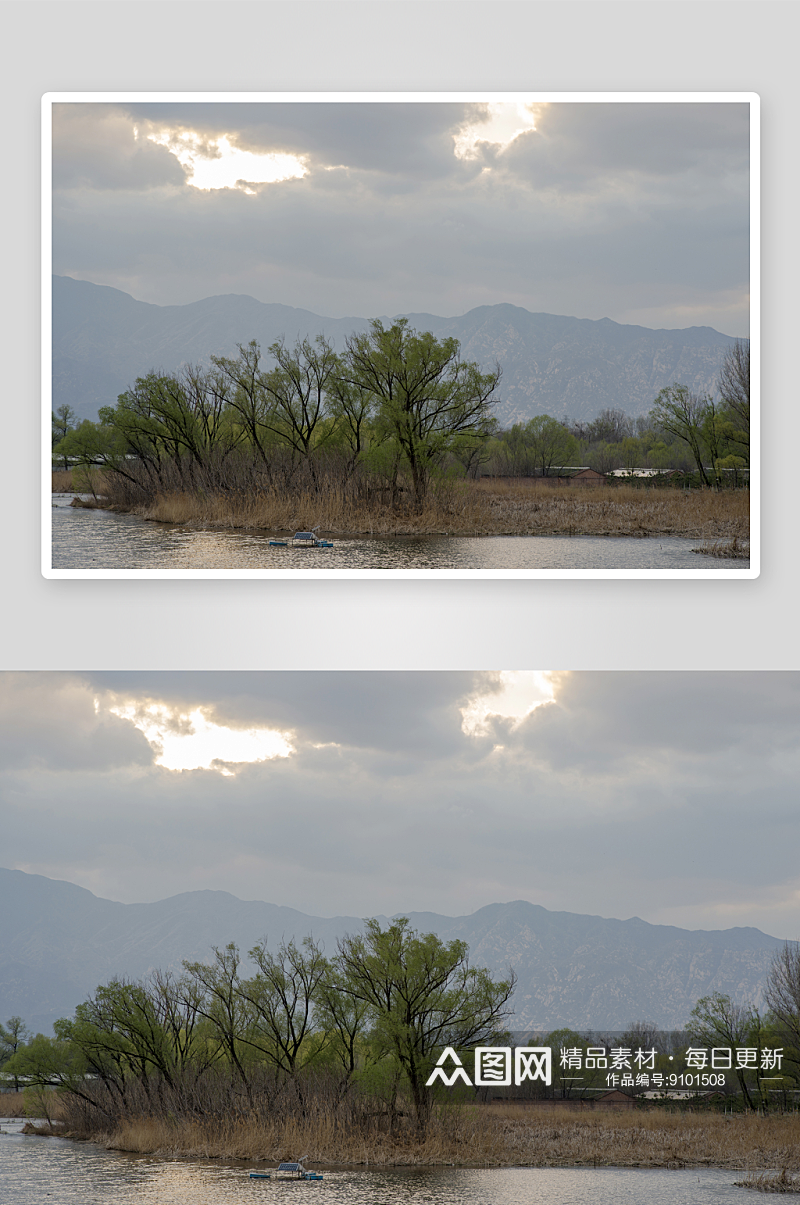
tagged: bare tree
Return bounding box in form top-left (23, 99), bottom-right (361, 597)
top-left (717, 338), bottom-right (750, 461)
top-left (652, 384), bottom-right (713, 487)
top-left (621, 1020), bottom-right (660, 1052)
top-left (0, 1016), bottom-right (31, 1090)
top-left (764, 942), bottom-right (800, 1078)
top-left (689, 993), bottom-right (763, 1110)
top-left (238, 936), bottom-right (330, 1077)
top-left (588, 408), bottom-right (632, 444)
top-left (183, 943), bottom-right (254, 1103)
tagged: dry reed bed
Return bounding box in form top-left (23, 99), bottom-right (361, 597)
top-left (735, 1169), bottom-right (800, 1193)
top-left (0, 1091), bottom-right (27, 1118)
top-left (112, 484), bottom-right (748, 540)
top-left (74, 1107), bottom-right (800, 1171)
top-left (52, 469), bottom-right (75, 492)
top-left (490, 1106), bottom-right (800, 1170)
top-left (732, 1171), bottom-right (800, 1190)
top-left (53, 468), bottom-right (111, 496)
top-left (477, 483), bottom-right (749, 539)
top-left (695, 535), bottom-right (750, 559)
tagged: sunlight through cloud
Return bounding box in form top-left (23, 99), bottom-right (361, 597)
top-left (453, 102), bottom-right (540, 161)
top-left (109, 702), bottom-right (294, 773)
top-left (461, 671), bottom-right (556, 736)
top-left (140, 126), bottom-right (307, 193)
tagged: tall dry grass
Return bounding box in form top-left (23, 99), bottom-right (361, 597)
top-left (121, 481), bottom-right (748, 541)
top-left (52, 468), bottom-right (111, 497)
top-left (487, 1104), bottom-right (800, 1170)
top-left (474, 480), bottom-right (749, 539)
top-left (69, 1104), bottom-right (800, 1170)
top-left (100, 1109), bottom-right (504, 1166)
top-left (52, 469), bottom-right (75, 492)
top-left (735, 1168), bottom-right (800, 1192)
top-left (0, 1090), bottom-right (28, 1118)
top-left (693, 535), bottom-right (751, 560)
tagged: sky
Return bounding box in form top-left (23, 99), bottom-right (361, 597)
top-left (2, 670), bottom-right (796, 938)
top-left (50, 96), bottom-right (751, 336)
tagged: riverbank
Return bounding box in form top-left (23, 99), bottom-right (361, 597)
top-left (53, 473), bottom-right (750, 546)
top-left (40, 1105), bottom-right (800, 1171)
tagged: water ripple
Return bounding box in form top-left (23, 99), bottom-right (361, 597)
top-left (51, 499), bottom-right (747, 572)
top-left (0, 1122), bottom-right (753, 1205)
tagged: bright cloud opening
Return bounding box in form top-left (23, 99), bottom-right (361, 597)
top-left (453, 102), bottom-right (540, 161)
top-left (140, 126), bottom-right (307, 193)
top-left (108, 702), bottom-right (294, 773)
top-left (461, 671), bottom-right (556, 737)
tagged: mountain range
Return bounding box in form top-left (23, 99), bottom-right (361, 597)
top-left (52, 276), bottom-right (738, 429)
top-left (0, 868), bottom-right (784, 1036)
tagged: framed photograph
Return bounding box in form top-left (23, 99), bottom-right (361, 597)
top-left (43, 93), bottom-right (758, 579)
top-left (2, 669), bottom-right (794, 1189)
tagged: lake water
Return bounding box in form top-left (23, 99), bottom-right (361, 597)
top-left (50, 497), bottom-right (750, 574)
top-left (0, 1117), bottom-right (756, 1204)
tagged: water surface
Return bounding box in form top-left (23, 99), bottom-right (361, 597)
top-left (0, 1117), bottom-right (754, 1204)
top-left (50, 497), bottom-right (749, 573)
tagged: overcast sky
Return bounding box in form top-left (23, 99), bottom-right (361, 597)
top-left (3, 670), bottom-right (795, 937)
top-left (50, 97), bottom-right (751, 336)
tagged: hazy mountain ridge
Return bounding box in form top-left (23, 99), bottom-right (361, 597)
top-left (52, 277), bottom-right (737, 428)
top-left (0, 869), bottom-right (783, 1035)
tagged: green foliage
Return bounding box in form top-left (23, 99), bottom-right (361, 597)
top-left (0, 1015), bottom-right (30, 1062)
top-left (4, 1030), bottom-right (86, 1091)
top-left (237, 936), bottom-right (331, 1075)
top-left (314, 960), bottom-right (373, 1078)
top-left (182, 943), bottom-right (255, 1097)
top-left (651, 374), bottom-right (750, 487)
top-left (651, 384), bottom-right (714, 486)
top-left (212, 336), bottom-right (341, 466)
top-left (91, 322), bottom-right (499, 508)
top-left (81, 323), bottom-right (750, 508)
top-left (522, 415), bottom-right (580, 476)
top-left (52, 405), bottom-right (78, 467)
top-left (491, 417), bottom-right (577, 478)
top-left (335, 917), bottom-right (515, 1136)
top-left (23, 921), bottom-right (511, 1140)
top-left (52, 418), bottom-right (125, 472)
top-left (544, 1028), bottom-right (595, 1099)
top-left (0, 1016), bottom-right (32, 1089)
top-left (103, 366), bottom-right (246, 489)
top-left (341, 319), bottom-right (501, 505)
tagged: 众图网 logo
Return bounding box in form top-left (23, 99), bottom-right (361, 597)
top-left (425, 1046), bottom-right (552, 1087)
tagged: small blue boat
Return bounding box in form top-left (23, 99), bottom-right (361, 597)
top-left (261, 1160), bottom-right (323, 1181)
top-left (291, 530), bottom-right (333, 549)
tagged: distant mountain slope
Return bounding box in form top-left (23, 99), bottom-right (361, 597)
top-left (0, 868), bottom-right (783, 1035)
top-left (52, 276), bottom-right (737, 427)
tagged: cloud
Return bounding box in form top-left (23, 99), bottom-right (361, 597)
top-left (0, 672), bottom-right (154, 771)
top-left (53, 104), bottom-right (186, 191)
top-left (1, 673), bottom-right (794, 935)
top-left (121, 101), bottom-right (473, 179)
top-left (509, 672), bottom-right (800, 767)
top-left (50, 100), bottom-right (751, 334)
top-left (500, 102), bottom-right (749, 187)
top-left (78, 670), bottom-right (483, 758)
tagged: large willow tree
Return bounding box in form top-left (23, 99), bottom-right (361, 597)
top-left (342, 319), bottom-right (501, 506)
